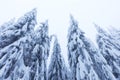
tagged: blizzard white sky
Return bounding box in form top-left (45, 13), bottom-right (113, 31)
top-left (0, 0), bottom-right (120, 66)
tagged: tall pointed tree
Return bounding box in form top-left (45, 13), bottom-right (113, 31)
top-left (80, 33), bottom-right (116, 80)
top-left (0, 9), bottom-right (37, 79)
top-left (48, 35), bottom-right (70, 80)
top-left (67, 16), bottom-right (99, 80)
top-left (32, 20), bottom-right (50, 80)
top-left (95, 24), bottom-right (120, 79)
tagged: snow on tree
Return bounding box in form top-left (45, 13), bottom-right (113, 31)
top-left (0, 10), bottom-right (50, 80)
top-left (0, 8), bottom-right (37, 49)
top-left (80, 33), bottom-right (116, 80)
top-left (48, 35), bottom-right (70, 80)
top-left (67, 15), bottom-right (99, 80)
top-left (95, 24), bottom-right (120, 79)
top-left (0, 36), bottom-right (29, 79)
top-left (11, 20), bottom-right (50, 80)
top-left (108, 27), bottom-right (120, 51)
top-left (0, 18), bottom-right (15, 33)
top-left (32, 20), bottom-right (50, 80)
top-left (0, 9), bottom-right (37, 80)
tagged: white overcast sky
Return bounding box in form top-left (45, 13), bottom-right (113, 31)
top-left (0, 0), bottom-right (120, 65)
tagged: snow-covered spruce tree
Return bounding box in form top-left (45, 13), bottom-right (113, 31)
top-left (108, 28), bottom-right (120, 68)
top-left (48, 35), bottom-right (70, 80)
top-left (32, 20), bottom-right (50, 80)
top-left (67, 16), bottom-right (99, 80)
top-left (108, 27), bottom-right (120, 51)
top-left (0, 8), bottom-right (37, 49)
top-left (0, 20), bottom-right (50, 80)
top-left (0, 9), bottom-right (37, 79)
top-left (11, 20), bottom-right (50, 80)
top-left (79, 32), bottom-right (117, 80)
top-left (95, 24), bottom-right (120, 79)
